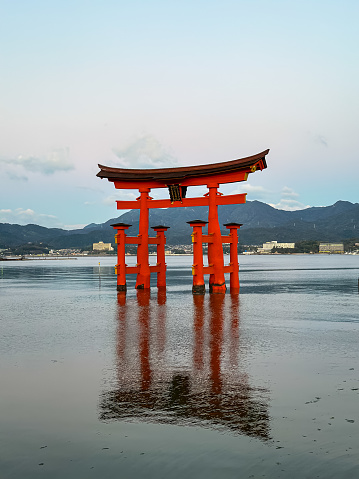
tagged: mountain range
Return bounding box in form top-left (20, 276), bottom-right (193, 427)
top-left (1, 200), bottom-right (358, 249)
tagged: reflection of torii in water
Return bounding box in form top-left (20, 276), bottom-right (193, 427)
top-left (97, 150), bottom-right (269, 293)
top-left (100, 291), bottom-right (271, 440)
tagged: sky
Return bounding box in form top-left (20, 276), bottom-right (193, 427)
top-left (0, 0), bottom-right (358, 229)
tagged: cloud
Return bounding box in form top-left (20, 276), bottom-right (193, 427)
top-left (228, 184), bottom-right (309, 211)
top-left (112, 135), bottom-right (178, 169)
top-left (230, 183), bottom-right (271, 200)
top-left (77, 185), bottom-right (103, 192)
top-left (0, 208), bottom-right (59, 226)
top-left (64, 223), bottom-right (88, 230)
top-left (281, 186), bottom-right (299, 198)
top-left (6, 171), bottom-right (28, 181)
top-left (269, 199), bottom-right (310, 211)
top-left (102, 192), bottom-right (137, 206)
top-left (314, 135), bottom-right (328, 147)
top-left (0, 147), bottom-right (74, 176)
top-left (269, 187), bottom-right (310, 211)
top-left (307, 131), bottom-right (328, 148)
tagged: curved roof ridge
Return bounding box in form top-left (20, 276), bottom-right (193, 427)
top-left (97, 149), bottom-right (269, 184)
top-left (98, 149), bottom-right (269, 176)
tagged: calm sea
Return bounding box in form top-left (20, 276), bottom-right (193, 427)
top-left (1, 255), bottom-right (358, 478)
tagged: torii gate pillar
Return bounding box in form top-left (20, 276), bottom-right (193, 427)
top-left (136, 188), bottom-right (151, 289)
top-left (225, 223), bottom-right (242, 293)
top-left (207, 184), bottom-right (226, 293)
top-left (112, 222), bottom-right (131, 292)
top-left (189, 220), bottom-right (207, 295)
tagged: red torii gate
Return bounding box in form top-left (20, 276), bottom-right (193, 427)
top-left (97, 149), bottom-right (269, 294)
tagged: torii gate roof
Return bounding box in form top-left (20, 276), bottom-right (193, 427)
top-left (97, 149), bottom-right (269, 188)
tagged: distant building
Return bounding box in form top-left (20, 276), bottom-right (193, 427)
top-left (319, 243), bottom-right (344, 254)
top-left (258, 240), bottom-right (295, 253)
top-left (93, 241), bottom-right (114, 252)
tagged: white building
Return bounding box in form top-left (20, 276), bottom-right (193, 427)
top-left (93, 241), bottom-right (114, 252)
top-left (258, 240), bottom-right (295, 253)
top-left (319, 243), bottom-right (344, 254)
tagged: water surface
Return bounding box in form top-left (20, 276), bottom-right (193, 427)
top-left (1, 255), bottom-right (358, 478)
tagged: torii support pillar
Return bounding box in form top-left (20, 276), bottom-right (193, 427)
top-left (224, 222), bottom-right (242, 294)
top-left (188, 220), bottom-right (242, 294)
top-left (151, 225), bottom-right (169, 289)
top-left (112, 222), bottom-right (131, 292)
top-left (188, 220), bottom-right (207, 295)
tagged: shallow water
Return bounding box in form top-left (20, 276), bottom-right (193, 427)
top-left (1, 255), bottom-right (358, 478)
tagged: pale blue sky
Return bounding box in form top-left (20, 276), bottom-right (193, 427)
top-left (1, 0), bottom-right (358, 228)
